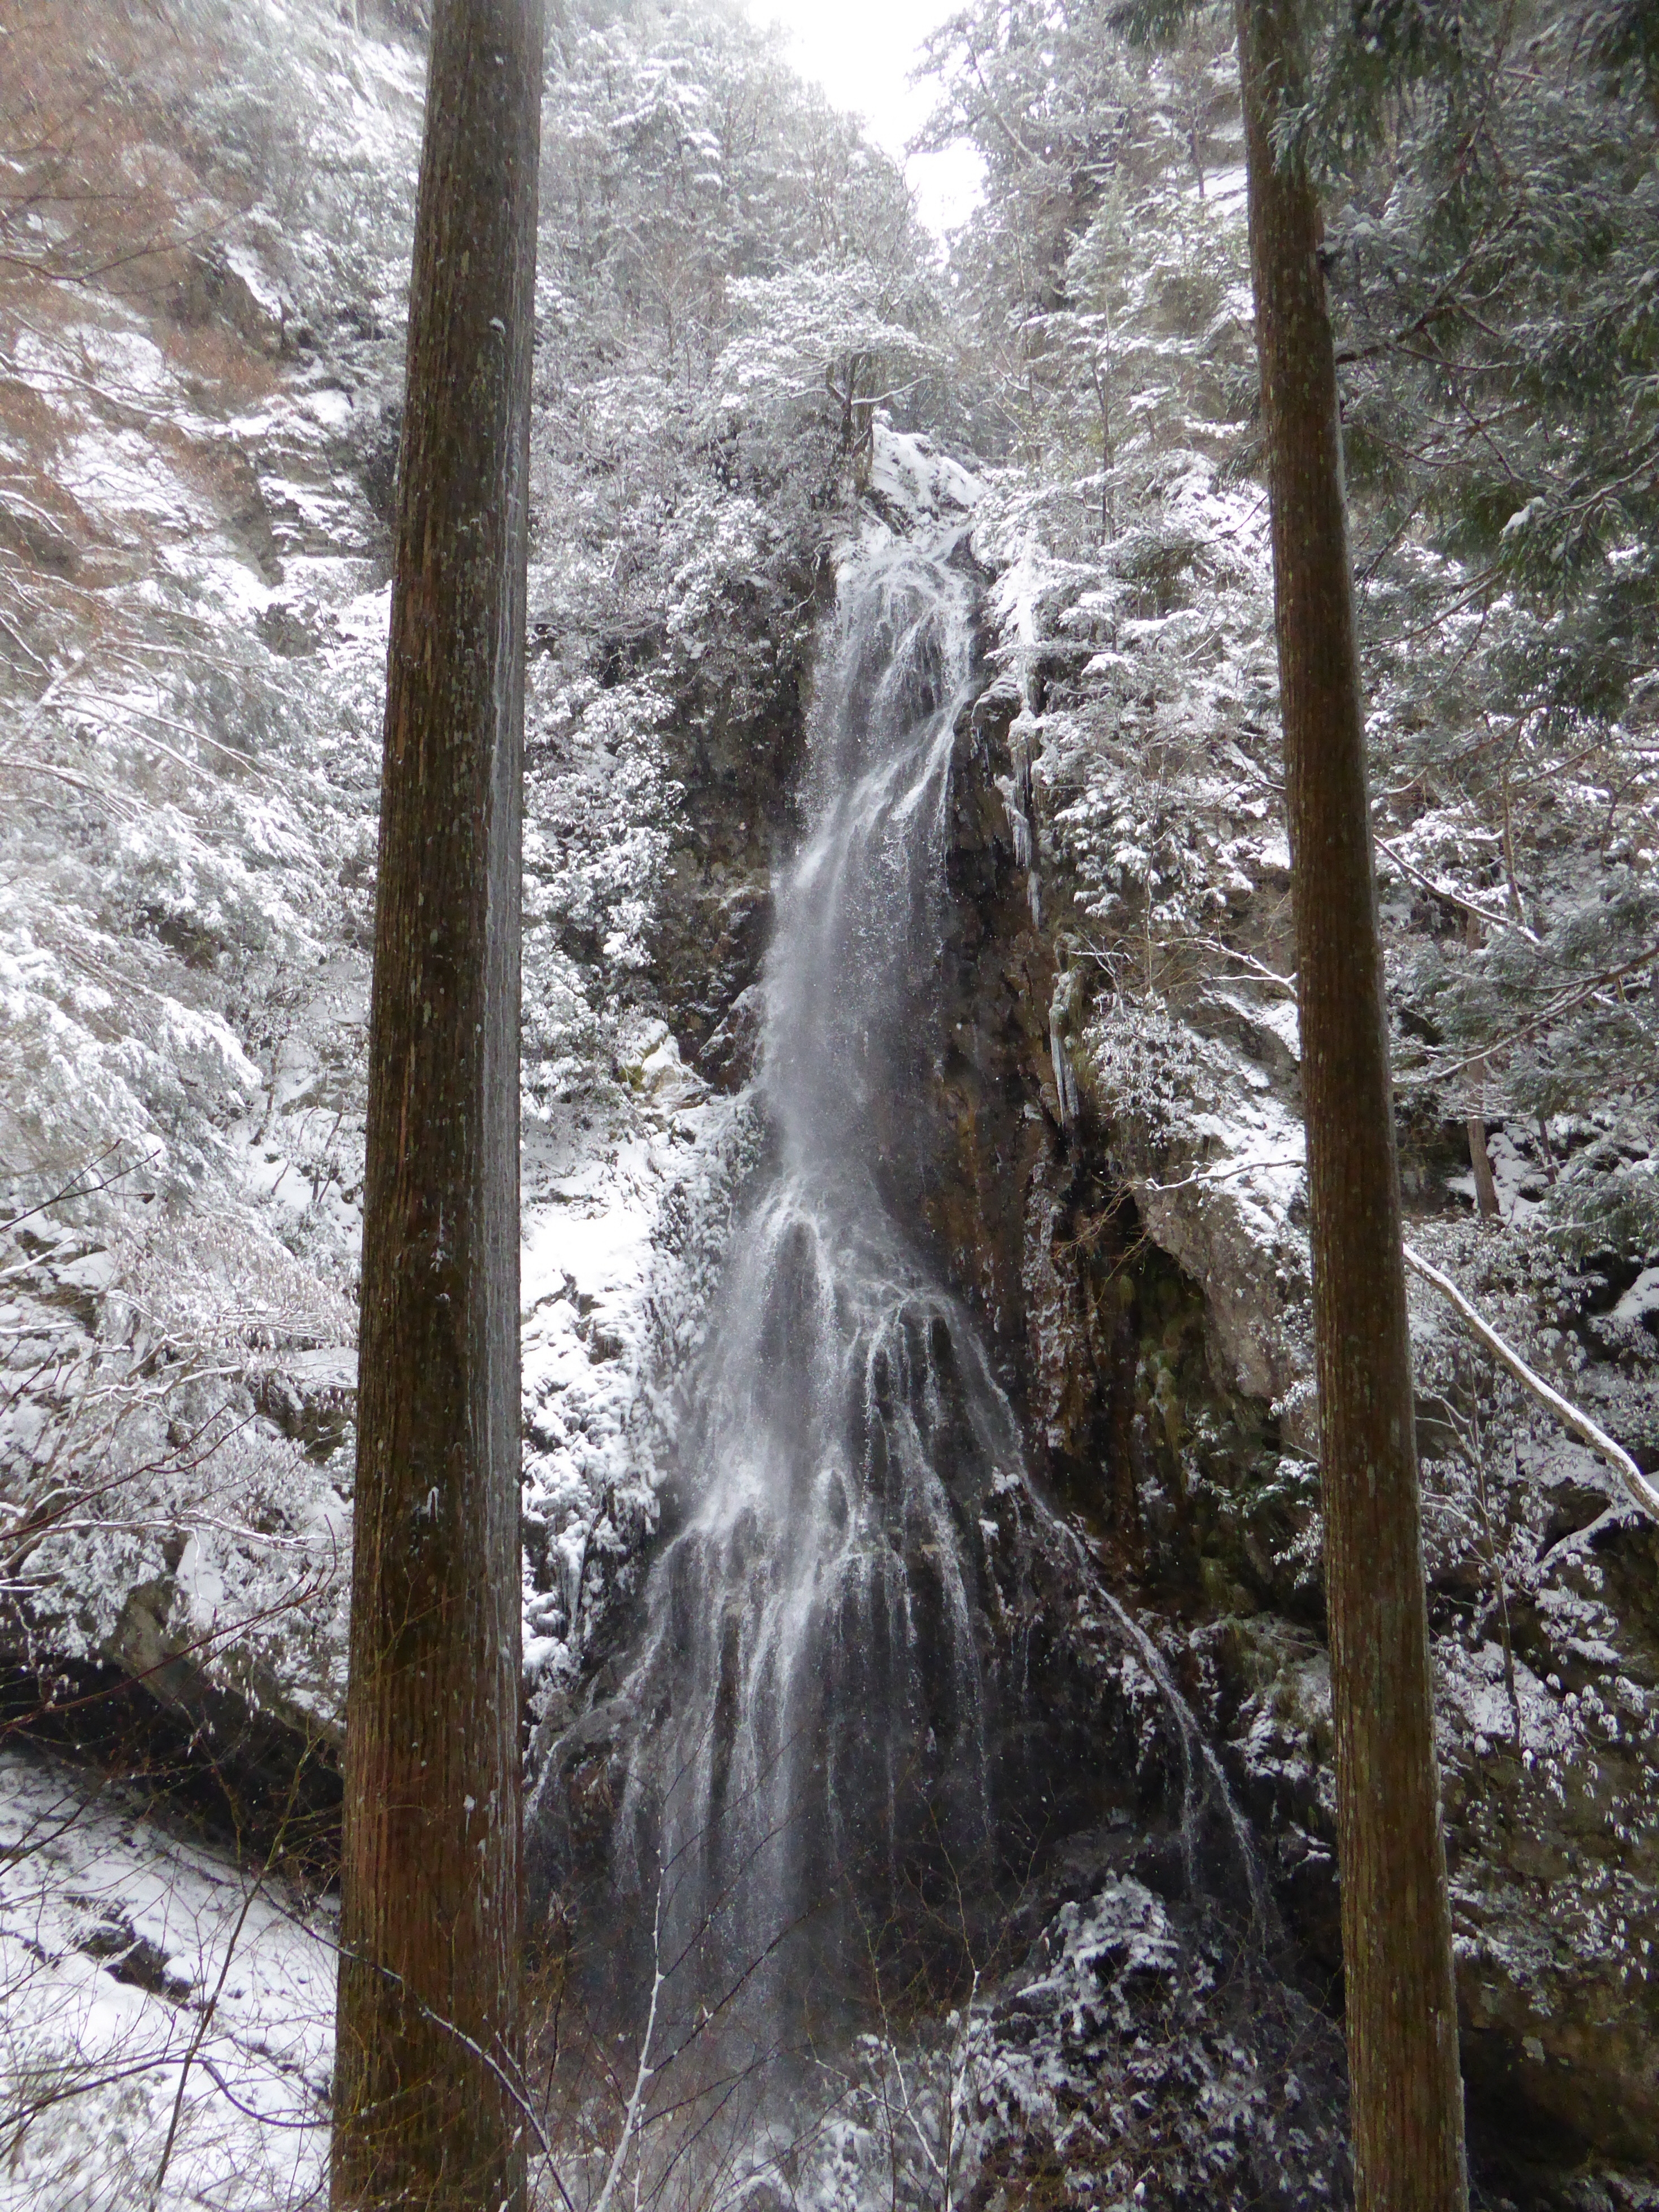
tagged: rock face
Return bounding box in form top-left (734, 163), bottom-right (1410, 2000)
top-left (653, 626), bottom-right (816, 1093)
top-left (882, 551), bottom-right (1659, 2200)
top-left (964, 1879), bottom-right (1352, 2212)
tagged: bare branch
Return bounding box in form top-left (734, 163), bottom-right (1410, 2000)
top-left (592, 1866), bottom-right (667, 2212)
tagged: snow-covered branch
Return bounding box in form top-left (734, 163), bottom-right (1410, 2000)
top-left (1403, 1244), bottom-right (1659, 1519)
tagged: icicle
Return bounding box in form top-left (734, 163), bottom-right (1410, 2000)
top-left (996, 775), bottom-right (1032, 869)
top-left (1050, 1027), bottom-right (1077, 1126)
top-left (1004, 711), bottom-right (1044, 926)
top-left (1049, 968), bottom-right (1081, 1123)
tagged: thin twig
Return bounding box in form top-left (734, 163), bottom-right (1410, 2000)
top-left (1, 1143), bottom-right (161, 1237)
top-left (150, 1775), bottom-right (296, 2204)
top-left (592, 1865), bottom-right (666, 2212)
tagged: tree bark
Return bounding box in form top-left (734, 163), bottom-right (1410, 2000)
top-left (1467, 1112), bottom-right (1500, 1219)
top-left (331, 3), bottom-right (542, 2206)
top-left (1233, 3), bottom-right (1470, 2206)
top-left (1465, 916), bottom-right (1500, 1219)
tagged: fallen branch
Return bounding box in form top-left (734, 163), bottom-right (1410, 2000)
top-left (1403, 1244), bottom-right (1659, 1519)
top-left (1143, 1151), bottom-right (1303, 1196)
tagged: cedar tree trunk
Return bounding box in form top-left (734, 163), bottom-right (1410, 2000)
top-left (1468, 1111), bottom-right (1500, 1220)
top-left (331, 3), bottom-right (542, 2205)
top-left (1233, 2), bottom-right (1470, 2204)
top-left (1465, 917), bottom-right (1500, 1219)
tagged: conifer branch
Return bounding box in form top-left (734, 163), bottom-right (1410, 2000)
top-left (1407, 942), bottom-right (1659, 1085)
top-left (1374, 835), bottom-right (1540, 945)
top-left (1403, 1244), bottom-right (1659, 1520)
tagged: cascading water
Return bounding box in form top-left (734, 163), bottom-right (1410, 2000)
top-left (588, 507), bottom-right (1273, 2136)
top-left (609, 525), bottom-right (1021, 2043)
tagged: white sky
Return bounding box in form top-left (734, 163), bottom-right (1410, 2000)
top-left (745, 0), bottom-right (985, 237)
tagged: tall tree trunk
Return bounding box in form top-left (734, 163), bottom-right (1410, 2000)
top-left (331, 3), bottom-right (542, 2206)
top-left (1233, 3), bottom-right (1470, 2205)
top-left (1467, 1110), bottom-right (1500, 1219)
top-left (1465, 917), bottom-right (1500, 1219)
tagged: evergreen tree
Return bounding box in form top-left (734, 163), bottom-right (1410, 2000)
top-left (918, 0), bottom-right (1247, 502)
top-left (1322, 0), bottom-right (1659, 1253)
top-left (1232, 1), bottom-right (1469, 2199)
top-left (330, 2), bottom-right (542, 2205)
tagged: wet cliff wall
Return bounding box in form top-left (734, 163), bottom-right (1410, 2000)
top-left (894, 475), bottom-right (1659, 2200)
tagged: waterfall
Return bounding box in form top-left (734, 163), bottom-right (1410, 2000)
top-left (608, 523), bottom-right (1018, 2047)
top-left (588, 512), bottom-right (1272, 2129)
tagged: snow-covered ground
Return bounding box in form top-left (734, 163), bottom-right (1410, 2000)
top-left (0, 1747), bottom-right (334, 2212)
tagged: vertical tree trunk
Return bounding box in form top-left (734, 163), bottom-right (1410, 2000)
top-left (331, 3), bottom-right (542, 2206)
top-left (1467, 1114), bottom-right (1500, 1219)
top-left (1232, 3), bottom-right (1470, 2206)
top-left (1464, 918), bottom-right (1500, 1219)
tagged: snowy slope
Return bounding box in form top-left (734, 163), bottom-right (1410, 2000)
top-left (0, 1746), bottom-right (334, 2211)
